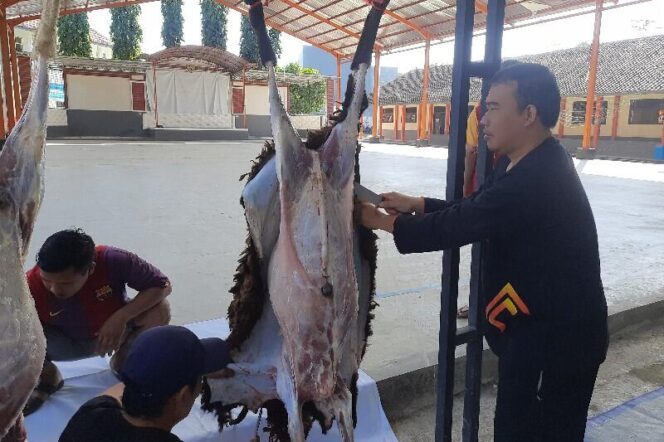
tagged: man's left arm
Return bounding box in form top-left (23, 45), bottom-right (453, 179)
top-left (96, 249), bottom-right (171, 355)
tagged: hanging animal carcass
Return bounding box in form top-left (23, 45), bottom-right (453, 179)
top-left (0, 0), bottom-right (61, 439)
top-left (203, 1), bottom-right (389, 441)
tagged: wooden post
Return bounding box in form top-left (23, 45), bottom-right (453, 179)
top-left (372, 51), bottom-right (381, 139)
top-left (418, 40), bottom-right (431, 142)
top-left (400, 104), bottom-right (406, 142)
top-left (428, 103), bottom-right (434, 141)
top-left (242, 68), bottom-right (247, 129)
top-left (611, 95), bottom-right (620, 139)
top-left (394, 106), bottom-right (398, 140)
top-left (379, 105), bottom-right (383, 138)
top-left (151, 61), bottom-right (159, 127)
top-left (581, 0), bottom-right (604, 149)
top-left (336, 56), bottom-right (342, 109)
top-left (445, 102), bottom-right (451, 134)
top-left (0, 8), bottom-right (16, 131)
top-left (592, 96), bottom-right (603, 148)
top-left (558, 97), bottom-right (566, 138)
top-left (8, 26), bottom-right (20, 119)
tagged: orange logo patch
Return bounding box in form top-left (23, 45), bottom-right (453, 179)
top-left (485, 283), bottom-right (530, 333)
top-left (95, 285), bottom-right (113, 301)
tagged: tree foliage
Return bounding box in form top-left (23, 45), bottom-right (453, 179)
top-left (110, 6), bottom-right (143, 60)
top-left (281, 62), bottom-right (326, 114)
top-left (57, 13), bottom-right (92, 57)
top-left (200, 0), bottom-right (228, 49)
top-left (161, 0), bottom-right (184, 48)
top-left (239, 15), bottom-right (282, 66)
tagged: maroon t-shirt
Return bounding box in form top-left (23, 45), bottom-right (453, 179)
top-left (27, 245), bottom-right (170, 340)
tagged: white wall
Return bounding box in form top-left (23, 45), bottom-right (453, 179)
top-left (92, 44), bottom-right (112, 59)
top-left (67, 74), bottom-right (132, 111)
top-left (14, 28), bottom-right (34, 53)
top-left (245, 85), bottom-right (288, 115)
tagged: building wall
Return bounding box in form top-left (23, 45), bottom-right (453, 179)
top-left (244, 85), bottom-right (288, 115)
top-left (14, 26), bottom-right (111, 59)
top-left (560, 93), bottom-right (664, 139)
top-left (14, 28), bottom-right (33, 53)
top-left (382, 93), bottom-right (663, 143)
top-left (561, 95), bottom-right (613, 137)
top-left (92, 44), bottom-right (112, 59)
top-left (617, 93), bottom-right (664, 139)
top-left (67, 74), bottom-right (133, 111)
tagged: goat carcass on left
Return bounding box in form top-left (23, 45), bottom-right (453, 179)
top-left (0, 0), bottom-right (61, 438)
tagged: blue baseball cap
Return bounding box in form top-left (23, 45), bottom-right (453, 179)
top-left (119, 325), bottom-right (232, 401)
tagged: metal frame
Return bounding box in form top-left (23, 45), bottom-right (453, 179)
top-left (436, 1), bottom-right (505, 441)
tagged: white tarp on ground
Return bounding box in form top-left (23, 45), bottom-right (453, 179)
top-left (24, 318), bottom-right (398, 442)
top-left (146, 70), bottom-right (233, 129)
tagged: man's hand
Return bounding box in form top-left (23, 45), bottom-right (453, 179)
top-left (379, 192), bottom-right (425, 215)
top-left (95, 310), bottom-right (129, 356)
top-left (205, 368), bottom-right (236, 380)
top-left (357, 202), bottom-right (397, 233)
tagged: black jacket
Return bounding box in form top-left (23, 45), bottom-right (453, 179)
top-left (393, 137), bottom-right (608, 363)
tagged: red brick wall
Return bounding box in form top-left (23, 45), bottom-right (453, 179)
top-left (232, 87), bottom-right (244, 114)
top-left (18, 55), bottom-right (31, 105)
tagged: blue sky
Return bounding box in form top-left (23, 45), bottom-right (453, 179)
top-left (88, 0), bottom-right (664, 71)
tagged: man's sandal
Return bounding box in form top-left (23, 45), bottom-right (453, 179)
top-left (23, 379), bottom-right (64, 416)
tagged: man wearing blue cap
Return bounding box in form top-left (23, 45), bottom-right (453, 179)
top-left (59, 326), bottom-right (233, 442)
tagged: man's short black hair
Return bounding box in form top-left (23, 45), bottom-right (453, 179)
top-left (122, 376), bottom-right (200, 419)
top-left (490, 63), bottom-right (561, 129)
top-left (36, 228), bottom-right (95, 273)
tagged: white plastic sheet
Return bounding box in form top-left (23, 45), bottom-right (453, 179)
top-left (24, 319), bottom-right (397, 442)
top-left (146, 70), bottom-right (231, 117)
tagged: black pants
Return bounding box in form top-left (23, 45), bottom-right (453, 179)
top-left (494, 329), bottom-right (602, 442)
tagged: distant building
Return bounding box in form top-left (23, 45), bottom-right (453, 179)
top-left (301, 45), bottom-right (398, 123)
top-left (374, 34), bottom-right (664, 159)
top-left (15, 20), bottom-right (112, 59)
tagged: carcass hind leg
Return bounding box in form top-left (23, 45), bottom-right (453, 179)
top-left (276, 357), bottom-right (305, 442)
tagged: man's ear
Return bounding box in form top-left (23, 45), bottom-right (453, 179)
top-left (88, 261), bottom-right (96, 276)
top-left (523, 104), bottom-right (538, 127)
top-left (171, 385), bottom-right (192, 416)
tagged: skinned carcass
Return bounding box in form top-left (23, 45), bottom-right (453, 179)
top-left (0, 0), bottom-right (61, 438)
top-left (203, 1), bottom-right (388, 441)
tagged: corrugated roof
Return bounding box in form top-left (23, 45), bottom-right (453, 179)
top-left (375, 34), bottom-right (664, 105)
top-left (53, 56), bottom-right (151, 73)
top-left (149, 46), bottom-right (252, 75)
top-left (7, 0), bottom-right (617, 59)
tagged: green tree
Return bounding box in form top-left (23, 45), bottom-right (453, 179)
top-left (282, 62), bottom-right (326, 114)
top-left (269, 28), bottom-right (282, 60)
top-left (110, 6), bottom-right (143, 60)
top-left (200, 0), bottom-right (228, 49)
top-left (239, 15), bottom-right (282, 66)
top-left (161, 0), bottom-right (184, 48)
top-left (57, 13), bottom-right (92, 57)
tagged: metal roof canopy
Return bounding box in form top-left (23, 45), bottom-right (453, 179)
top-left (5, 0), bottom-right (626, 59)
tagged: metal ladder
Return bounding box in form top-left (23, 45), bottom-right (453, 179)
top-left (435, 1), bottom-right (506, 441)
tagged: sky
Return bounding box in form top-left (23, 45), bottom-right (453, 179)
top-left (88, 0), bottom-right (664, 72)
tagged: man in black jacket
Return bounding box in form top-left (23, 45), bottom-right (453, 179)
top-left (359, 63), bottom-right (608, 441)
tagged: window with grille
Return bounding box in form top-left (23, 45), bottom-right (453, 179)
top-left (628, 99), bottom-right (664, 125)
top-left (433, 106), bottom-right (446, 134)
top-left (382, 108), bottom-right (394, 123)
top-left (571, 100), bottom-right (608, 125)
top-left (405, 107), bottom-right (417, 123)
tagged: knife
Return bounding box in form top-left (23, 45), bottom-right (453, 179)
top-left (354, 183), bottom-right (383, 205)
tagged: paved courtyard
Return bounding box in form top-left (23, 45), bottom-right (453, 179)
top-left (29, 139), bottom-right (664, 376)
